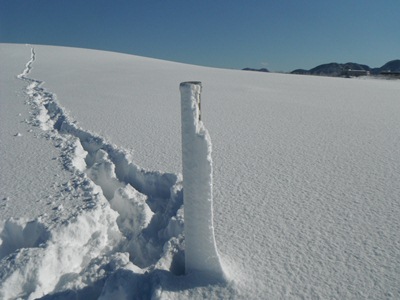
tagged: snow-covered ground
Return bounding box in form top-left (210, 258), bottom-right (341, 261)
top-left (1, 43), bottom-right (399, 299)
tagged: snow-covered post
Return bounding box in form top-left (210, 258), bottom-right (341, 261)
top-left (180, 81), bottom-right (225, 281)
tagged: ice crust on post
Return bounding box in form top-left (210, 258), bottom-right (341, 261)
top-left (180, 81), bottom-right (225, 281)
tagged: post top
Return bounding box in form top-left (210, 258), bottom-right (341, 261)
top-left (180, 81), bottom-right (202, 87)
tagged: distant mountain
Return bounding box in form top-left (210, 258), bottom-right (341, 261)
top-left (242, 67), bottom-right (269, 72)
top-left (291, 60), bottom-right (400, 77)
top-left (379, 60), bottom-right (400, 73)
top-left (292, 62), bottom-right (370, 77)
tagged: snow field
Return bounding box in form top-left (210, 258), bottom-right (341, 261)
top-left (1, 44), bottom-right (399, 299)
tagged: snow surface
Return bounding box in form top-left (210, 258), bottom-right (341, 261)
top-left (1, 43), bottom-right (400, 299)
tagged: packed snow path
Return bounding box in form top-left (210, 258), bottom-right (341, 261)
top-left (0, 47), bottom-right (233, 299)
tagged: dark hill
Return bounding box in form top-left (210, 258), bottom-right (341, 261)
top-left (292, 62), bottom-right (371, 77)
top-left (291, 60), bottom-right (400, 77)
top-left (379, 60), bottom-right (400, 72)
top-left (242, 68), bottom-right (269, 72)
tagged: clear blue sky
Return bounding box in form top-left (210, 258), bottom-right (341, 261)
top-left (1, 0), bottom-right (399, 72)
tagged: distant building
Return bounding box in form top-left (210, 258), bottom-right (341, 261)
top-left (341, 69), bottom-right (370, 77)
top-left (380, 71), bottom-right (400, 78)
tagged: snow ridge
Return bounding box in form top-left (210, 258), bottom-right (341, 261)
top-left (0, 47), bottom-right (187, 299)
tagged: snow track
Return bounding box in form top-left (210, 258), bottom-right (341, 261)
top-left (0, 47), bottom-right (187, 299)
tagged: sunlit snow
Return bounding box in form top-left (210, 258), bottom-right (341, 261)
top-left (0, 44), bottom-right (399, 299)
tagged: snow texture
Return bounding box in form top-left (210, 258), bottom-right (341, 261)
top-left (0, 45), bottom-right (198, 299)
top-left (1, 43), bottom-right (399, 299)
top-left (180, 82), bottom-right (225, 280)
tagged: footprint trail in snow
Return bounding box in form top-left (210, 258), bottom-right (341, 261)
top-left (0, 47), bottom-right (186, 299)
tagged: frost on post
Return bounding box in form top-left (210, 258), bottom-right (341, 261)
top-left (180, 81), bottom-right (225, 281)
